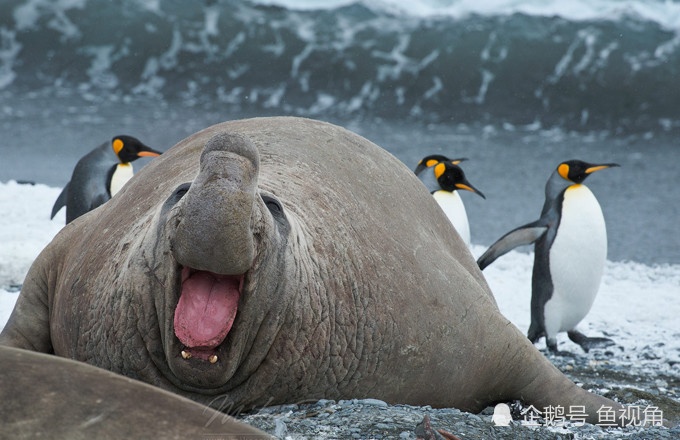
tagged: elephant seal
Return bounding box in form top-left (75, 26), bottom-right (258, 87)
top-left (0, 345), bottom-right (269, 439)
top-left (1, 117), bottom-right (628, 424)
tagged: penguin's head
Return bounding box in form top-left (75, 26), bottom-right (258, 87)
top-left (112, 135), bottom-right (163, 164)
top-left (420, 161), bottom-right (486, 199)
top-left (414, 154), bottom-right (468, 176)
top-left (556, 160), bottom-right (620, 184)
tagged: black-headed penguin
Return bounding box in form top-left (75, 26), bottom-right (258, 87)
top-left (418, 159), bottom-right (485, 247)
top-left (414, 154), bottom-right (467, 176)
top-left (477, 160), bottom-right (620, 353)
top-left (51, 135), bottom-right (162, 223)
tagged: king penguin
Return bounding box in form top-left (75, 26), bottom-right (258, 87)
top-left (51, 135), bottom-right (162, 223)
top-left (414, 154), bottom-right (468, 176)
top-left (477, 160), bottom-right (619, 353)
top-left (417, 159), bottom-right (485, 247)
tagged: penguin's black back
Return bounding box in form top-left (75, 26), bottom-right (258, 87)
top-left (65, 141), bottom-right (113, 223)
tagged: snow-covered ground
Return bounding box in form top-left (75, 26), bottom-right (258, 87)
top-left (471, 243), bottom-right (680, 368)
top-left (0, 181), bottom-right (64, 327)
top-left (1, 179), bottom-right (679, 392)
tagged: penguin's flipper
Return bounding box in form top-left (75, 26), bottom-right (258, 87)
top-left (567, 330), bottom-right (615, 353)
top-left (50, 182), bottom-right (70, 219)
top-left (477, 222), bottom-right (548, 270)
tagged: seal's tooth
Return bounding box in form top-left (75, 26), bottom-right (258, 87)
top-left (181, 350), bottom-right (192, 360)
top-left (209, 354), bottom-right (218, 364)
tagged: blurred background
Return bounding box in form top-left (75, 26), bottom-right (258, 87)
top-left (0, 0), bottom-right (678, 264)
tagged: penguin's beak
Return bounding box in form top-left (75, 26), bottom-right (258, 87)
top-left (585, 163), bottom-right (620, 174)
top-left (137, 146), bottom-right (163, 158)
top-left (455, 181), bottom-right (486, 199)
top-left (451, 157), bottom-right (469, 165)
top-left (414, 163), bottom-right (428, 176)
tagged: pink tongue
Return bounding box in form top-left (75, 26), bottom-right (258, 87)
top-left (174, 269), bottom-right (242, 349)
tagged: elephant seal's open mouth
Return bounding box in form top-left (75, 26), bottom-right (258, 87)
top-left (174, 266), bottom-right (244, 362)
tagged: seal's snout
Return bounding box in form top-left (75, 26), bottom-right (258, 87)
top-left (200, 132), bottom-right (259, 171)
top-left (172, 133), bottom-right (260, 276)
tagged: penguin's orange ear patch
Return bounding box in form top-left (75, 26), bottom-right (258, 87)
top-left (113, 138), bottom-right (124, 155)
top-left (558, 163), bottom-right (570, 180)
top-left (426, 159), bottom-right (439, 168)
top-left (434, 162), bottom-right (446, 179)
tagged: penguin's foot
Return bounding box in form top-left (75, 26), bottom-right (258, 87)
top-left (567, 330), bottom-right (615, 353)
top-left (544, 345), bottom-right (576, 358)
top-left (542, 338), bottom-right (574, 357)
top-left (546, 349), bottom-right (577, 358)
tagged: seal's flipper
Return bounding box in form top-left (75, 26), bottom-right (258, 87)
top-left (0, 254), bottom-right (53, 353)
top-left (50, 182), bottom-right (70, 219)
top-left (567, 330), bottom-right (615, 353)
top-left (477, 222), bottom-right (547, 270)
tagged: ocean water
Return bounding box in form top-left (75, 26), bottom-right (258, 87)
top-left (0, 0), bottom-right (678, 264)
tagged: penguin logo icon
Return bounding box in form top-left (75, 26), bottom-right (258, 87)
top-left (492, 403), bottom-right (512, 426)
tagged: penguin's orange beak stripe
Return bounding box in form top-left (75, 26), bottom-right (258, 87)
top-left (585, 165), bottom-right (611, 174)
top-left (138, 151), bottom-right (161, 157)
top-left (455, 184), bottom-right (476, 193)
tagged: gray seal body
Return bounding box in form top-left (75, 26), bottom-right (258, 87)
top-left (3, 121), bottom-right (629, 425)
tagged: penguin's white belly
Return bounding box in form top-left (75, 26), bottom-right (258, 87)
top-left (544, 185), bottom-right (606, 337)
top-left (433, 190), bottom-right (471, 246)
top-left (110, 163), bottom-right (134, 196)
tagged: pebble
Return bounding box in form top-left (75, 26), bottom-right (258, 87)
top-left (358, 398), bottom-right (388, 407)
top-left (273, 419), bottom-right (287, 438)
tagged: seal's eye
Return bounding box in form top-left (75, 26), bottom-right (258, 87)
top-left (175, 185), bottom-right (190, 198)
top-left (166, 183), bottom-right (191, 206)
top-left (160, 182), bottom-right (191, 218)
top-left (261, 194), bottom-right (283, 216)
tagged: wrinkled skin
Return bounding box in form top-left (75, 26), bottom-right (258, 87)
top-left (1, 117), bottom-right (627, 423)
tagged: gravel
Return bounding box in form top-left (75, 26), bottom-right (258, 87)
top-left (239, 398), bottom-right (679, 439)
top-left (239, 347), bottom-right (680, 439)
